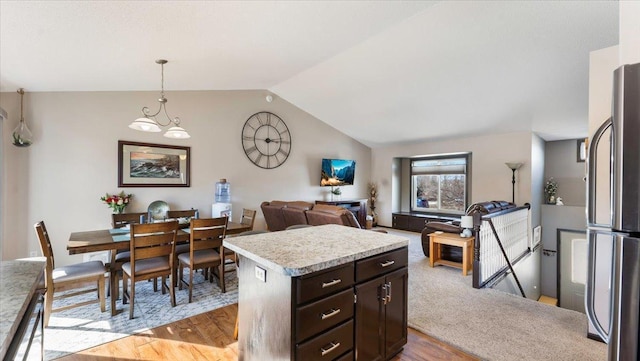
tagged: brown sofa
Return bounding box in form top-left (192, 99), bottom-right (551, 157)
top-left (305, 204), bottom-right (361, 228)
top-left (260, 201), bottom-right (362, 231)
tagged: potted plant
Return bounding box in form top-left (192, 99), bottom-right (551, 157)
top-left (544, 178), bottom-right (558, 204)
top-left (331, 187), bottom-right (342, 201)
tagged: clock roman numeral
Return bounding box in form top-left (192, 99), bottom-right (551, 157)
top-left (245, 146), bottom-right (257, 154)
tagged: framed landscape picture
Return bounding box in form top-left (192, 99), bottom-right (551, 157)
top-left (118, 140), bottom-right (190, 187)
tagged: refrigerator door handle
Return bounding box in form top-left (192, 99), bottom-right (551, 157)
top-left (585, 231), bottom-right (609, 342)
top-left (587, 117), bottom-right (613, 228)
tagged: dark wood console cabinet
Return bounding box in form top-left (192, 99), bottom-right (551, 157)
top-left (392, 212), bottom-right (458, 233)
top-left (316, 199), bottom-right (367, 228)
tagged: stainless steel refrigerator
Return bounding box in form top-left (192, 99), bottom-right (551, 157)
top-left (586, 62), bottom-right (640, 361)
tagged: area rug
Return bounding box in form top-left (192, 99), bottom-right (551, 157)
top-left (388, 228), bottom-right (607, 361)
top-left (45, 270), bottom-right (238, 360)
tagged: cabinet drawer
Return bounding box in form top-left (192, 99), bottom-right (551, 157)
top-left (296, 320), bottom-right (353, 361)
top-left (355, 247), bottom-right (408, 282)
top-left (296, 288), bottom-right (354, 342)
top-left (296, 263), bottom-right (354, 304)
top-left (334, 351), bottom-right (353, 361)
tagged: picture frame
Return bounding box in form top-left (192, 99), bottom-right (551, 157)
top-left (577, 138), bottom-right (587, 163)
top-left (118, 140), bottom-right (190, 187)
top-left (531, 225), bottom-right (541, 250)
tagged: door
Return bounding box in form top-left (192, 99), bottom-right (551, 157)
top-left (558, 229), bottom-right (587, 313)
top-left (384, 268), bottom-right (408, 358)
top-left (355, 277), bottom-right (384, 361)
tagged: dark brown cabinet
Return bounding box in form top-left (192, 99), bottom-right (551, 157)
top-left (237, 246), bottom-right (408, 361)
top-left (354, 249), bottom-right (408, 361)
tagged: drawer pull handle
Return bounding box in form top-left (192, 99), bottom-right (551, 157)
top-left (322, 279), bottom-right (342, 288)
top-left (387, 281), bottom-right (392, 303)
top-left (320, 342), bottom-right (341, 356)
top-left (380, 260), bottom-right (395, 267)
top-left (320, 308), bottom-right (341, 320)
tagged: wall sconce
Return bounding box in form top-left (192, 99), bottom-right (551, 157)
top-left (505, 162), bottom-right (523, 204)
top-left (460, 216), bottom-right (474, 237)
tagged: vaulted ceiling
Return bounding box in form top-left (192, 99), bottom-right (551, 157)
top-left (0, 1), bottom-right (619, 147)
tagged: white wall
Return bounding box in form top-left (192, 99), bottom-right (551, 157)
top-left (530, 133), bottom-right (545, 227)
top-left (371, 131), bottom-right (537, 227)
top-left (0, 90), bottom-right (372, 265)
top-left (620, 1), bottom-right (640, 65)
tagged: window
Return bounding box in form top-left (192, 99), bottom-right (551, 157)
top-left (411, 153), bottom-right (471, 214)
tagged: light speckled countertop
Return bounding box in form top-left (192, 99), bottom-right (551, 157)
top-left (0, 258), bottom-right (45, 359)
top-left (224, 224), bottom-right (408, 276)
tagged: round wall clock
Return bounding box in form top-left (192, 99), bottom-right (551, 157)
top-left (241, 111), bottom-right (291, 169)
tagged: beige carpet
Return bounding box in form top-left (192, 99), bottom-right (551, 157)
top-left (387, 228), bottom-right (607, 361)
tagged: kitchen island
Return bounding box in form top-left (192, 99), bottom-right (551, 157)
top-left (0, 258), bottom-right (45, 360)
top-left (224, 224), bottom-right (409, 361)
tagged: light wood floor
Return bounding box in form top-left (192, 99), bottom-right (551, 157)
top-left (57, 303), bottom-right (477, 361)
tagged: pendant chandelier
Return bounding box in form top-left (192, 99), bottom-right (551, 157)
top-left (12, 88), bottom-right (33, 147)
top-left (129, 59), bottom-right (190, 139)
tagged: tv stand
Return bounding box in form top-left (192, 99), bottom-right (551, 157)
top-left (316, 199), bottom-right (367, 227)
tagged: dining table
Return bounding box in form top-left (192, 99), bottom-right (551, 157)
top-left (67, 221), bottom-right (252, 316)
top-left (67, 221), bottom-right (252, 255)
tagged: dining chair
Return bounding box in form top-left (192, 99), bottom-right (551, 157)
top-left (111, 212), bottom-right (147, 228)
top-left (34, 221), bottom-right (106, 327)
top-left (109, 212), bottom-right (146, 302)
top-left (224, 208), bottom-right (257, 266)
top-left (178, 217), bottom-right (228, 303)
top-left (121, 221), bottom-right (178, 319)
top-left (167, 209), bottom-right (199, 285)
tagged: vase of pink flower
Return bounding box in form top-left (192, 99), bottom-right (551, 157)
top-left (100, 191), bottom-right (132, 214)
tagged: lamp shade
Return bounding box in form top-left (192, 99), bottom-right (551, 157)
top-left (460, 216), bottom-right (474, 229)
top-left (129, 117), bottom-right (162, 132)
top-left (164, 126), bottom-right (191, 139)
top-left (505, 162), bottom-right (523, 171)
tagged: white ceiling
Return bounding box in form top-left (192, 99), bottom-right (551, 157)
top-left (0, 1), bottom-right (619, 147)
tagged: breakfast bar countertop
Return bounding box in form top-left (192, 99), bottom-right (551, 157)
top-left (224, 224), bottom-right (408, 277)
top-left (0, 258), bottom-right (45, 359)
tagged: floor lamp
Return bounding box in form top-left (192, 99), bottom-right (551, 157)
top-left (505, 162), bottom-right (523, 204)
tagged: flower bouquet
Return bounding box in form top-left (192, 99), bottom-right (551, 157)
top-left (101, 191), bottom-right (132, 213)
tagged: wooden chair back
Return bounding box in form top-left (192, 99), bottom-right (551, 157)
top-left (112, 212), bottom-right (147, 228)
top-left (240, 208), bottom-right (257, 230)
top-left (190, 217), bottom-right (227, 254)
top-left (167, 209), bottom-right (198, 219)
top-left (34, 221), bottom-right (55, 277)
top-left (129, 221), bottom-right (178, 266)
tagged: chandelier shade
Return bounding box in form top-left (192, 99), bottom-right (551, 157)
top-left (129, 59), bottom-right (189, 139)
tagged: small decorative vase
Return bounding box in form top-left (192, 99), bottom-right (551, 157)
top-left (113, 208), bottom-right (124, 214)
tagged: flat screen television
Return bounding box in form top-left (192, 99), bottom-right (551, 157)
top-left (321, 158), bottom-right (356, 186)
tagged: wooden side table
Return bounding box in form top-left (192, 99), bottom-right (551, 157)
top-left (428, 232), bottom-right (474, 276)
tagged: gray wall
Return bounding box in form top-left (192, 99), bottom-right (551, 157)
top-left (544, 139), bottom-right (586, 207)
top-left (0, 90), bottom-right (372, 265)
